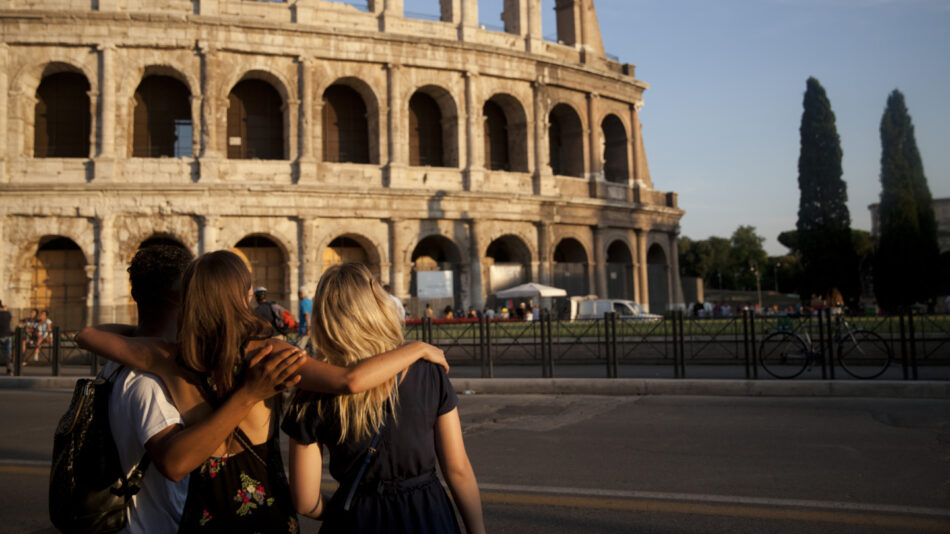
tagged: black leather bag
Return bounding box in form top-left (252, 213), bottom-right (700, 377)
top-left (49, 366), bottom-right (149, 533)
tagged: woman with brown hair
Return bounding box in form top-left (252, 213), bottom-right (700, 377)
top-left (76, 250), bottom-right (447, 532)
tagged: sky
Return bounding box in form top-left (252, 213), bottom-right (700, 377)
top-left (401, 0), bottom-right (950, 255)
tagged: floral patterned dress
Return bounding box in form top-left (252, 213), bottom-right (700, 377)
top-left (176, 430), bottom-right (298, 534)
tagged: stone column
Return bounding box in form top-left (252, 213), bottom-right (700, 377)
top-left (532, 80), bottom-right (554, 195)
top-left (463, 71), bottom-right (482, 191)
top-left (95, 43), bottom-right (117, 181)
top-left (629, 229), bottom-right (640, 303)
top-left (468, 219), bottom-right (485, 309)
top-left (380, 0), bottom-right (403, 31)
top-left (459, 0), bottom-right (478, 40)
top-left (199, 215), bottom-right (220, 254)
top-left (636, 228), bottom-right (649, 311)
top-left (587, 91), bottom-right (601, 182)
top-left (593, 226), bottom-right (607, 298)
top-left (632, 101), bottom-right (651, 188)
top-left (197, 42), bottom-right (221, 182)
top-left (537, 221), bottom-right (553, 285)
top-left (388, 218), bottom-right (407, 300)
top-left (525, 0), bottom-right (544, 52)
top-left (94, 215), bottom-right (117, 324)
top-left (0, 44), bottom-right (8, 182)
top-left (384, 64), bottom-right (406, 186)
top-left (299, 218), bottom-right (318, 295)
top-left (284, 97), bottom-right (300, 165)
top-left (297, 56), bottom-right (317, 182)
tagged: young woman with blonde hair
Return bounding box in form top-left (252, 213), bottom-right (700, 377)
top-left (282, 263), bottom-right (485, 534)
top-left (76, 251), bottom-right (448, 532)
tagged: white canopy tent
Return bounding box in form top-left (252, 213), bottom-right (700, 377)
top-left (493, 282), bottom-right (568, 299)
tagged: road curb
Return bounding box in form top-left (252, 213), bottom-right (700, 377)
top-left (2, 375), bottom-right (947, 399)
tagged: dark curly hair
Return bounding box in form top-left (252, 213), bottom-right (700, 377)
top-left (128, 245), bottom-right (193, 311)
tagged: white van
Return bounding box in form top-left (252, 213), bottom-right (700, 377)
top-left (572, 298), bottom-right (662, 321)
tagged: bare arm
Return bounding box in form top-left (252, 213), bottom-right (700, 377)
top-left (144, 346), bottom-right (305, 481)
top-left (75, 326), bottom-right (174, 377)
top-left (296, 341), bottom-right (448, 394)
top-left (435, 407), bottom-right (485, 534)
top-left (288, 438), bottom-right (326, 519)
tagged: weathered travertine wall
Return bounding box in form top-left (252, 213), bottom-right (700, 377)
top-left (0, 0), bottom-right (684, 328)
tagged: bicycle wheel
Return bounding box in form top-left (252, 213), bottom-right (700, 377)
top-left (838, 329), bottom-right (891, 379)
top-left (759, 332), bottom-right (809, 379)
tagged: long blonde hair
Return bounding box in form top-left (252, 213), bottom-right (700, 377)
top-left (178, 250), bottom-right (270, 396)
top-left (310, 263), bottom-right (404, 442)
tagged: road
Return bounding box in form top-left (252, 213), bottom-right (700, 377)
top-left (1, 389), bottom-right (948, 533)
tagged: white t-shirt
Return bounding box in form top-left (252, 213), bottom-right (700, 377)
top-left (106, 362), bottom-right (189, 534)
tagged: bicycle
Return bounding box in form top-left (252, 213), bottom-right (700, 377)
top-left (758, 315), bottom-right (892, 379)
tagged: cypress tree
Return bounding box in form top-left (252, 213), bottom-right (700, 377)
top-left (874, 90), bottom-right (940, 310)
top-left (795, 77), bottom-right (858, 307)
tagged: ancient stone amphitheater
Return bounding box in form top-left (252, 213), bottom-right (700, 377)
top-left (0, 0), bottom-right (683, 329)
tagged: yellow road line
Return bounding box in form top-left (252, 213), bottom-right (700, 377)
top-left (480, 492), bottom-right (950, 532)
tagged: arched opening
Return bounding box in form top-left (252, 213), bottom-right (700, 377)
top-left (409, 88), bottom-right (458, 168)
top-left (410, 235), bottom-right (462, 317)
top-left (602, 114), bottom-right (628, 184)
top-left (322, 235), bottom-right (380, 279)
top-left (483, 100), bottom-right (509, 171)
top-left (485, 235), bottom-right (531, 296)
top-left (234, 235), bottom-right (288, 308)
top-left (647, 244), bottom-right (669, 313)
top-left (31, 236), bottom-right (87, 332)
top-left (409, 92), bottom-right (443, 167)
top-left (483, 94), bottom-right (529, 173)
top-left (553, 238), bottom-right (590, 297)
top-left (606, 241), bottom-right (634, 300)
top-left (34, 71), bottom-right (90, 158)
top-left (548, 104), bottom-right (584, 178)
top-left (132, 75), bottom-right (192, 158)
top-left (227, 79), bottom-right (284, 160)
top-left (322, 84), bottom-right (369, 164)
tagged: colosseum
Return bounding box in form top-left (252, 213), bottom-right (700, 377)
top-left (0, 0), bottom-right (683, 330)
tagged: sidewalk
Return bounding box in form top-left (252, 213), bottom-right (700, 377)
top-left (1, 371), bottom-right (948, 399)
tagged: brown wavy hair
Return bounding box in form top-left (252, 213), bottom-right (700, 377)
top-left (178, 250), bottom-right (270, 396)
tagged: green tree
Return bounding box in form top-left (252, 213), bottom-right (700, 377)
top-left (729, 226), bottom-right (768, 290)
top-left (795, 77), bottom-right (859, 307)
top-left (874, 90), bottom-right (940, 310)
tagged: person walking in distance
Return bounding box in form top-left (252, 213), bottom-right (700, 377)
top-left (297, 288), bottom-right (313, 351)
top-left (283, 263), bottom-right (485, 534)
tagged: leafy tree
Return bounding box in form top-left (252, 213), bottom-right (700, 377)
top-left (874, 90), bottom-right (940, 310)
top-left (795, 77), bottom-right (859, 307)
top-left (678, 227), bottom-right (769, 291)
top-left (730, 226), bottom-right (768, 290)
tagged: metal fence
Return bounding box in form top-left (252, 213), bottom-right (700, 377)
top-left (5, 310), bottom-right (948, 380)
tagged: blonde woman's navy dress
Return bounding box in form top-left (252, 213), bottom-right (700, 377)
top-left (282, 360), bottom-right (461, 534)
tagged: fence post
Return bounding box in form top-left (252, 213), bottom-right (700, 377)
top-left (816, 310), bottom-right (828, 379)
top-left (825, 309), bottom-right (835, 380)
top-left (603, 312), bottom-right (612, 378)
top-left (52, 326), bottom-right (61, 377)
top-left (742, 310), bottom-right (751, 379)
top-left (748, 310), bottom-right (758, 380)
top-left (546, 312), bottom-right (555, 378)
top-left (483, 317), bottom-right (494, 379)
top-left (612, 313), bottom-right (620, 379)
top-left (13, 326), bottom-right (22, 377)
top-left (670, 311), bottom-right (680, 378)
top-left (678, 311), bottom-right (687, 378)
top-left (907, 310), bottom-right (918, 381)
top-left (898, 312), bottom-right (909, 380)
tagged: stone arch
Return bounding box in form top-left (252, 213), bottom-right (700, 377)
top-left (322, 83), bottom-right (370, 164)
top-left (408, 85), bottom-right (459, 168)
top-left (483, 93), bottom-right (529, 173)
top-left (120, 234), bottom-right (194, 324)
top-left (606, 239), bottom-right (634, 299)
top-left (226, 70), bottom-right (292, 160)
top-left (409, 234), bottom-right (463, 314)
top-left (26, 236), bottom-right (90, 332)
top-left (321, 76), bottom-right (381, 164)
top-left (601, 113), bottom-right (629, 184)
top-left (33, 63), bottom-right (92, 158)
top-left (484, 234), bottom-right (532, 295)
top-left (317, 232), bottom-right (384, 280)
top-left (234, 234), bottom-right (291, 308)
top-left (548, 102), bottom-right (584, 178)
top-left (116, 219), bottom-right (199, 265)
top-left (131, 74), bottom-right (193, 158)
top-left (647, 242), bottom-right (669, 313)
top-left (553, 237), bottom-right (590, 297)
